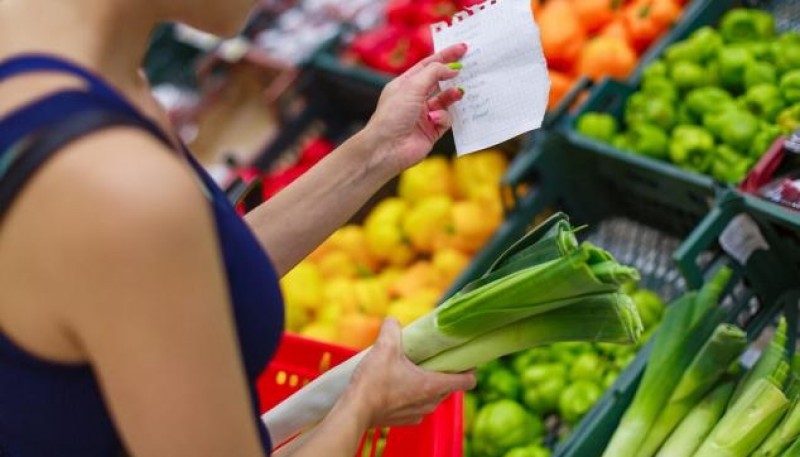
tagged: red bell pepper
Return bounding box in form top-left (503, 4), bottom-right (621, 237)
top-left (386, 0), bottom-right (419, 27)
top-left (415, 0), bottom-right (461, 25)
top-left (349, 25), bottom-right (428, 75)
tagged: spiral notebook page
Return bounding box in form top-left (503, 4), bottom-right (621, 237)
top-left (432, 0), bottom-right (550, 155)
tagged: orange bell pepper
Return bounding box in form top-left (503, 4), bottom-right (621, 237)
top-left (539, 0), bottom-right (587, 72)
top-left (573, 0), bottom-right (622, 33)
top-left (577, 35), bottom-right (637, 80)
top-left (622, 0), bottom-right (678, 53)
top-left (600, 17), bottom-right (633, 46)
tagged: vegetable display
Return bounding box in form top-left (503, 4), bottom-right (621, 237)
top-left (464, 280), bottom-right (667, 457)
top-left (264, 213), bottom-right (643, 449)
top-left (601, 272), bottom-right (800, 457)
top-left (343, 0), bottom-right (691, 110)
top-left (576, 8), bottom-right (800, 184)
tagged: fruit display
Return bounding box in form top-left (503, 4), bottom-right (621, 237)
top-left (280, 149), bottom-right (509, 349)
top-left (576, 8), bottom-right (800, 184)
top-left (341, 0), bottom-right (691, 110)
top-left (463, 283), bottom-right (666, 457)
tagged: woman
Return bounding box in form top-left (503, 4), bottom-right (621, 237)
top-left (0, 0), bottom-right (475, 456)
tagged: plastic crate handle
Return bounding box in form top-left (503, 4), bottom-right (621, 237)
top-left (674, 193), bottom-right (744, 290)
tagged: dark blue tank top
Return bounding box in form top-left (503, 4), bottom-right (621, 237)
top-left (0, 55), bottom-right (284, 456)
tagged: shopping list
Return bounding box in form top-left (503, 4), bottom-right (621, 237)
top-left (431, 0), bottom-right (550, 155)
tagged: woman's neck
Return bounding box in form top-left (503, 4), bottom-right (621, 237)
top-left (0, 0), bottom-right (160, 94)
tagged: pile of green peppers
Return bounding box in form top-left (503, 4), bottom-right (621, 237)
top-left (463, 287), bottom-right (665, 457)
top-left (576, 8), bottom-right (800, 184)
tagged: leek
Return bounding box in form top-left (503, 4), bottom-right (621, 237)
top-left (779, 436), bottom-right (800, 456)
top-left (601, 268), bottom-right (733, 457)
top-left (694, 373), bottom-right (790, 457)
top-left (655, 381), bottom-right (735, 457)
top-left (731, 317), bottom-right (789, 404)
top-left (420, 292), bottom-right (642, 372)
top-left (262, 214), bottom-right (643, 447)
top-left (754, 390), bottom-right (800, 456)
top-left (637, 324), bottom-right (747, 457)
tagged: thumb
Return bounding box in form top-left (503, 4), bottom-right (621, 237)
top-left (376, 318), bottom-right (404, 355)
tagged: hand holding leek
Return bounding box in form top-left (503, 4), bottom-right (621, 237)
top-left (263, 213), bottom-right (644, 448)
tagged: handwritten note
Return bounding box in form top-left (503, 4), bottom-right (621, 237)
top-left (432, 0), bottom-right (550, 155)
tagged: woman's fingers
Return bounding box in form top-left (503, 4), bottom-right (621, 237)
top-left (427, 87), bottom-right (464, 112)
top-left (411, 62), bottom-right (460, 96)
top-left (402, 43), bottom-right (468, 78)
top-left (427, 110), bottom-right (453, 136)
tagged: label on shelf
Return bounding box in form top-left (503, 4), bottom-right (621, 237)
top-left (719, 214), bottom-right (769, 266)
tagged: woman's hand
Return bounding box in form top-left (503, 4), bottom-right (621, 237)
top-left (362, 43), bottom-right (468, 175)
top-left (345, 319), bottom-right (476, 427)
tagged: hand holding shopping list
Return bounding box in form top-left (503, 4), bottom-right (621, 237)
top-left (432, 0), bottom-right (550, 155)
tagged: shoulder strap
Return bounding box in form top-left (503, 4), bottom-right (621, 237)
top-left (0, 54), bottom-right (133, 114)
top-left (0, 106), bottom-right (172, 221)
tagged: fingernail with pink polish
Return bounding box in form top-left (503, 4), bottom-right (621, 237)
top-left (428, 111), bottom-right (443, 124)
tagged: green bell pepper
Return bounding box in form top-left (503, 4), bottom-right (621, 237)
top-left (472, 400), bottom-right (544, 457)
top-left (718, 47), bottom-right (755, 91)
top-left (521, 363), bottom-right (567, 414)
top-left (780, 69), bottom-right (800, 104)
top-left (612, 134), bottom-right (633, 153)
top-left (664, 27), bottom-right (723, 64)
top-left (777, 103), bottom-right (800, 133)
top-left (511, 347), bottom-right (551, 375)
top-left (464, 392), bottom-right (479, 434)
top-left (684, 87), bottom-right (735, 120)
top-left (669, 125), bottom-right (716, 173)
top-left (613, 351), bottom-right (637, 370)
top-left (711, 144), bottom-right (753, 184)
top-left (630, 289), bottom-right (665, 330)
top-left (641, 77), bottom-right (679, 102)
top-left (716, 109), bottom-right (761, 153)
top-left (719, 8), bottom-right (776, 44)
top-left (477, 360), bottom-right (503, 385)
top-left (670, 61), bottom-right (709, 92)
top-left (750, 124), bottom-right (782, 157)
top-left (642, 60), bottom-right (668, 81)
top-left (625, 94), bottom-right (676, 131)
top-left (558, 380), bottom-right (603, 424)
top-left (602, 370), bottom-right (620, 390)
top-left (570, 352), bottom-right (604, 383)
top-left (481, 367), bottom-right (522, 403)
top-left (773, 34), bottom-right (800, 75)
top-left (576, 112), bottom-right (618, 144)
top-left (744, 61), bottom-right (778, 89)
top-left (741, 84), bottom-right (785, 122)
top-left (504, 445), bottom-right (551, 457)
top-left (625, 123), bottom-right (670, 159)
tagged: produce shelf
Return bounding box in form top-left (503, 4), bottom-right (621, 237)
top-left (556, 0), bottom-right (800, 203)
top-left (553, 189), bottom-right (800, 457)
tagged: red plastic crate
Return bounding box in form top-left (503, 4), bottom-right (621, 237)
top-left (256, 333), bottom-right (463, 457)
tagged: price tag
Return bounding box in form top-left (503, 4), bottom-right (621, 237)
top-left (719, 214), bottom-right (769, 266)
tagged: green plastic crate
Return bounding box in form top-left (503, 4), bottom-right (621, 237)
top-left (558, 0), bottom-right (800, 204)
top-left (552, 190), bottom-right (800, 457)
top-left (447, 121), bottom-right (714, 298)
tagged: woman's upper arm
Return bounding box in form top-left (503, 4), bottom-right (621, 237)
top-left (49, 130), bottom-right (266, 457)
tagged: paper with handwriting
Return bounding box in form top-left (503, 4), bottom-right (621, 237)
top-left (431, 0), bottom-right (550, 155)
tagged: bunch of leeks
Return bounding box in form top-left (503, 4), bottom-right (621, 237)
top-left (263, 213), bottom-right (644, 448)
top-left (605, 306), bottom-right (800, 457)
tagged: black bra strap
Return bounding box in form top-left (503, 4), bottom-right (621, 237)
top-left (0, 107), bottom-right (172, 221)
